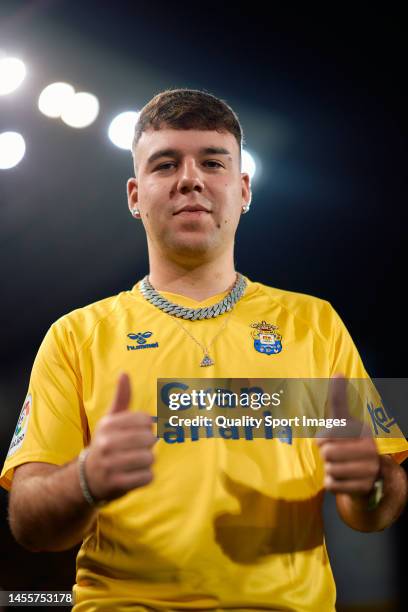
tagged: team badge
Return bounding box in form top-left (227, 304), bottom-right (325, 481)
top-left (7, 394), bottom-right (32, 458)
top-left (250, 320), bottom-right (283, 355)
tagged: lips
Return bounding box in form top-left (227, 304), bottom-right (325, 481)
top-left (173, 204), bottom-right (211, 215)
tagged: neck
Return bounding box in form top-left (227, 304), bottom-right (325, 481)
top-left (147, 249), bottom-right (237, 301)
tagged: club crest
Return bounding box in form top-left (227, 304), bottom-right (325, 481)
top-left (250, 320), bottom-right (283, 355)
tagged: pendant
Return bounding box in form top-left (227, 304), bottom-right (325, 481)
top-left (200, 354), bottom-right (214, 367)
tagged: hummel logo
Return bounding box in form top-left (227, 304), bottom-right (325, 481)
top-left (126, 331), bottom-right (159, 351)
top-left (128, 331), bottom-right (153, 344)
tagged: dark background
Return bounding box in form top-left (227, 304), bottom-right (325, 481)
top-left (0, 1), bottom-right (406, 610)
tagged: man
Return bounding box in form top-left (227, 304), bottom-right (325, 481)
top-left (1, 89), bottom-right (407, 611)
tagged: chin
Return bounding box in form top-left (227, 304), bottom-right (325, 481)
top-left (165, 236), bottom-right (215, 259)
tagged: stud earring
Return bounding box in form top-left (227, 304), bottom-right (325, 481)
top-left (242, 204), bottom-right (250, 214)
top-left (131, 208), bottom-right (140, 218)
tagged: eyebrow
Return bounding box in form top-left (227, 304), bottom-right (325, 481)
top-left (146, 146), bottom-right (232, 166)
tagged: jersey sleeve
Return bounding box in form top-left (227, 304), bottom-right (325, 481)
top-left (0, 319), bottom-right (89, 491)
top-left (328, 303), bottom-right (408, 464)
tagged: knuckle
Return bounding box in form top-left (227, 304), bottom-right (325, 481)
top-left (145, 434), bottom-right (158, 448)
top-left (320, 445), bottom-right (332, 461)
top-left (147, 432), bottom-right (158, 445)
top-left (134, 412), bottom-right (152, 426)
top-left (132, 450), bottom-right (152, 468)
top-left (97, 435), bottom-right (111, 456)
top-left (98, 415), bottom-right (112, 431)
top-left (135, 431), bottom-right (156, 448)
top-left (140, 450), bottom-right (154, 467)
top-left (138, 469), bottom-right (154, 486)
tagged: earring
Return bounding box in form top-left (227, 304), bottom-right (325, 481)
top-left (241, 204), bottom-right (250, 214)
top-left (131, 208), bottom-right (140, 218)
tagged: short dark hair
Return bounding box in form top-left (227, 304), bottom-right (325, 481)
top-left (132, 88), bottom-right (244, 163)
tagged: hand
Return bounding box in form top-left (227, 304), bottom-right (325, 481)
top-left (84, 373), bottom-right (157, 502)
top-left (316, 374), bottom-right (380, 497)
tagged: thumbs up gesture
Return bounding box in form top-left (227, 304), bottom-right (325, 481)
top-left (316, 374), bottom-right (381, 496)
top-left (83, 373), bottom-right (157, 503)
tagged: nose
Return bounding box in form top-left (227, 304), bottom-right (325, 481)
top-left (177, 159), bottom-right (204, 194)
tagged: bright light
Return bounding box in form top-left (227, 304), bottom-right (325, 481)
top-left (108, 111), bottom-right (140, 150)
top-left (38, 82), bottom-right (75, 118)
top-left (0, 57), bottom-right (26, 95)
top-left (241, 149), bottom-right (257, 180)
top-left (61, 92), bottom-right (99, 128)
top-left (0, 132), bottom-right (26, 169)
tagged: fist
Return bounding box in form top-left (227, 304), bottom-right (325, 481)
top-left (316, 375), bottom-right (380, 496)
top-left (84, 373), bottom-right (157, 503)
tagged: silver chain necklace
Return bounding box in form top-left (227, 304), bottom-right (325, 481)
top-left (139, 273), bottom-right (247, 320)
top-left (169, 309), bottom-right (234, 367)
top-left (138, 273), bottom-right (247, 366)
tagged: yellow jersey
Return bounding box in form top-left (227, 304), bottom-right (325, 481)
top-left (1, 278), bottom-right (407, 611)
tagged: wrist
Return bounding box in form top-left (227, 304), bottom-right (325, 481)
top-left (78, 448), bottom-right (107, 508)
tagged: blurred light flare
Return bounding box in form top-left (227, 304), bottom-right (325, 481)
top-left (108, 111), bottom-right (140, 150)
top-left (61, 92), bottom-right (99, 128)
top-left (38, 82), bottom-right (75, 118)
top-left (0, 131), bottom-right (26, 169)
top-left (39, 84), bottom-right (99, 129)
top-left (2, 66), bottom-right (260, 173)
top-left (0, 57), bottom-right (26, 95)
top-left (241, 149), bottom-right (258, 180)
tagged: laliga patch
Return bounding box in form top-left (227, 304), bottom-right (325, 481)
top-left (7, 394), bottom-right (32, 458)
top-left (251, 320), bottom-right (283, 355)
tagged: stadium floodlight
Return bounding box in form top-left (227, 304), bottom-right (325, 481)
top-left (0, 131), bottom-right (26, 169)
top-left (0, 57), bottom-right (26, 95)
top-left (108, 111), bottom-right (140, 150)
top-left (38, 82), bottom-right (75, 118)
top-left (241, 149), bottom-right (257, 180)
top-left (61, 92), bottom-right (99, 128)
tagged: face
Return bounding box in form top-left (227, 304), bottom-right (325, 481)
top-left (127, 128), bottom-right (251, 264)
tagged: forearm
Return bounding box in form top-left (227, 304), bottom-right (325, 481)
top-left (336, 455), bottom-right (408, 532)
top-left (9, 459), bottom-right (97, 552)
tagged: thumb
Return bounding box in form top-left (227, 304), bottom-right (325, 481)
top-left (316, 375), bottom-right (350, 443)
top-left (109, 372), bottom-right (131, 414)
top-left (326, 374), bottom-right (369, 439)
top-left (328, 374), bottom-right (350, 422)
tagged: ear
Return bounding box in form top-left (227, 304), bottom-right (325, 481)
top-left (241, 172), bottom-right (252, 212)
top-left (127, 177), bottom-right (140, 218)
